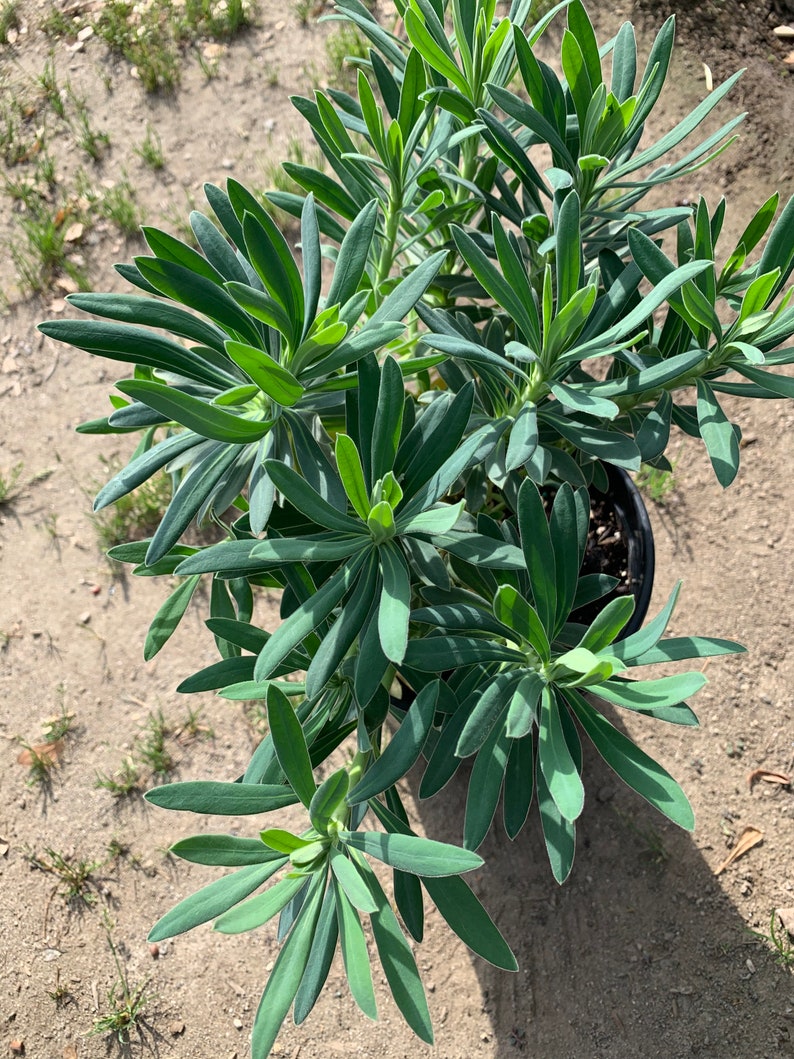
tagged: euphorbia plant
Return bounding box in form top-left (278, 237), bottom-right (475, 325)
top-left (40, 0), bottom-right (794, 1053)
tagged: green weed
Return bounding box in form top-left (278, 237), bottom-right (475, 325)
top-left (47, 970), bottom-right (74, 1008)
top-left (95, 756), bottom-right (141, 797)
top-left (28, 847), bottom-right (101, 905)
top-left (90, 917), bottom-right (152, 1044)
top-left (9, 200), bottom-right (89, 295)
top-left (752, 911), bottom-right (794, 970)
top-left (0, 462), bottom-right (24, 506)
top-left (137, 709), bottom-right (174, 776)
top-left (324, 24), bottom-right (369, 86)
top-left (100, 177), bottom-right (141, 236)
top-left (635, 462), bottom-right (677, 506)
top-left (38, 54), bottom-right (67, 119)
top-left (135, 123), bottom-right (165, 170)
top-left (71, 96), bottom-right (110, 162)
top-left (0, 0), bottom-right (20, 44)
top-left (40, 3), bottom-right (82, 39)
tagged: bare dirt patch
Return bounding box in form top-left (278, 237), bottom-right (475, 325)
top-left (1, 2), bottom-right (792, 1057)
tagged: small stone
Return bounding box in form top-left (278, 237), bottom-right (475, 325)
top-left (64, 223), bottom-right (84, 243)
top-left (745, 957), bottom-right (756, 973)
top-left (67, 40), bottom-right (84, 53)
top-left (222, 158), bottom-right (234, 170)
top-left (773, 24), bottom-right (794, 37)
top-left (78, 611), bottom-right (91, 624)
top-left (77, 25), bottom-right (94, 41)
top-left (90, 585), bottom-right (101, 596)
top-left (149, 943), bottom-right (160, 959)
top-left (169, 1021), bottom-right (185, 1036)
top-left (9, 1042), bottom-right (24, 1056)
top-left (233, 1017), bottom-right (244, 1030)
top-left (785, 50), bottom-right (794, 65)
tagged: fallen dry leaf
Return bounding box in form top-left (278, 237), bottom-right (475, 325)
top-left (714, 825), bottom-right (763, 875)
top-left (747, 767), bottom-right (791, 790)
top-left (17, 739), bottom-right (64, 767)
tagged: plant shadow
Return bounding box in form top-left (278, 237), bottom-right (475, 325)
top-left (413, 747), bottom-right (794, 1059)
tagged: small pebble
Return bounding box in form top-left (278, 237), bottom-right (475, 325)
top-left (233, 1018), bottom-right (243, 1030)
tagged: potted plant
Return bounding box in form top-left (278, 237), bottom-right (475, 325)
top-left (40, 0), bottom-right (794, 1054)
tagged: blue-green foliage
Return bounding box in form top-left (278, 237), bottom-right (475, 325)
top-left (40, 0), bottom-right (794, 1053)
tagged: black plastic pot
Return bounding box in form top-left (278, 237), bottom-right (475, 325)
top-left (580, 463), bottom-right (655, 640)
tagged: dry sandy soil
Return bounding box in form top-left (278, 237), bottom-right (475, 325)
top-left (1, 1), bottom-right (793, 1057)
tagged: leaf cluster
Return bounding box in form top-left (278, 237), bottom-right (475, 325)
top-left (39, 0), bottom-right (794, 1054)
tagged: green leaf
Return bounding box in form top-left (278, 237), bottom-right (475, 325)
top-left (536, 763), bottom-right (576, 883)
top-left (348, 682), bottom-right (439, 804)
top-left (116, 380), bottom-right (271, 444)
top-left (65, 291), bottom-right (229, 352)
top-left (309, 769), bottom-right (350, 835)
top-left (293, 886), bottom-right (338, 1025)
top-left (341, 831), bottom-right (483, 877)
top-left (455, 669), bottom-right (519, 759)
top-left (133, 255), bottom-right (263, 347)
top-left (249, 872), bottom-right (325, 1059)
top-left (371, 356), bottom-right (405, 482)
top-left (595, 671), bottom-right (706, 712)
top-left (577, 595), bottom-right (635, 653)
top-left (148, 861), bottom-right (285, 941)
top-left (214, 874), bottom-right (307, 934)
top-left (170, 835), bottom-right (282, 867)
top-left (555, 191), bottom-right (582, 309)
top-left (37, 319), bottom-right (235, 389)
top-left (225, 342), bottom-right (303, 406)
top-left (452, 226), bottom-right (541, 347)
top-left (506, 672), bottom-right (544, 739)
top-left (517, 478), bottom-right (557, 634)
top-left (405, 635), bottom-right (523, 671)
top-left (254, 552), bottom-right (369, 681)
top-left (368, 800), bottom-right (517, 970)
top-left (696, 378), bottom-right (740, 487)
top-left (143, 574), bottom-right (200, 660)
top-left (538, 687), bottom-right (584, 822)
top-left (567, 688), bottom-right (695, 829)
top-left (327, 200), bottom-right (379, 308)
top-left (264, 460), bottom-right (362, 533)
top-left (329, 847), bottom-right (379, 913)
top-left (352, 854), bottom-right (434, 1043)
top-left (504, 733), bottom-right (535, 838)
top-left (335, 433), bottom-right (370, 520)
top-left (333, 879), bottom-right (378, 1019)
top-left (505, 401), bottom-right (539, 471)
top-left (463, 716), bottom-right (510, 851)
top-left (144, 780), bottom-right (298, 815)
top-left (378, 543), bottom-right (412, 663)
top-left (267, 684), bottom-right (316, 810)
top-left (493, 584), bottom-right (550, 661)
top-left (242, 210), bottom-right (303, 338)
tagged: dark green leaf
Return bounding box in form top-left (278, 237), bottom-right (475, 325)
top-left (267, 684), bottom-right (316, 809)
